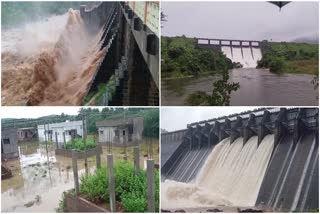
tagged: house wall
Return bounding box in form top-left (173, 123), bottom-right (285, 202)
top-left (118, 127), bottom-right (129, 144)
top-left (17, 130), bottom-right (35, 141)
top-left (37, 121), bottom-right (83, 144)
top-left (97, 117), bottom-right (144, 145)
top-left (98, 127), bottom-right (116, 143)
top-left (1, 128), bottom-right (19, 158)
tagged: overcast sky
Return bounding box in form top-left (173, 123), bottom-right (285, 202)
top-left (161, 107), bottom-right (258, 131)
top-left (161, 1), bottom-right (319, 42)
top-left (1, 107), bottom-right (87, 119)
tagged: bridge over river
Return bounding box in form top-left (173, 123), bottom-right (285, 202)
top-left (81, 2), bottom-right (159, 106)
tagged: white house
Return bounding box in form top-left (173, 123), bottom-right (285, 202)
top-left (37, 120), bottom-right (83, 146)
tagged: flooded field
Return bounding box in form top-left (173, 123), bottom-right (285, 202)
top-left (1, 140), bottom-right (159, 212)
top-left (161, 68), bottom-right (318, 106)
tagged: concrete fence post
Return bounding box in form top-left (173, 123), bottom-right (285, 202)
top-left (96, 138), bottom-right (101, 169)
top-left (72, 149), bottom-right (79, 196)
top-left (63, 132), bottom-right (66, 149)
top-left (107, 154), bottom-right (116, 212)
top-left (134, 146), bottom-right (140, 175)
top-left (147, 159), bottom-right (155, 212)
top-left (82, 114), bottom-right (88, 176)
top-left (55, 132), bottom-right (58, 148)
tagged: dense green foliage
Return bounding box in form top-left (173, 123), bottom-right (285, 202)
top-left (80, 167), bottom-right (109, 203)
top-left (2, 108), bottom-right (159, 138)
top-left (186, 72), bottom-right (240, 106)
top-left (1, 1), bottom-right (95, 28)
top-left (83, 75), bottom-right (117, 105)
top-left (78, 108), bottom-right (159, 138)
top-left (65, 136), bottom-right (96, 151)
top-left (161, 36), bottom-right (233, 78)
top-left (161, 36), bottom-right (240, 105)
top-left (79, 161), bottom-right (159, 212)
top-left (257, 41), bottom-right (319, 74)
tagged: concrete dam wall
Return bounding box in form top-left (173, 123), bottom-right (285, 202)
top-left (161, 108), bottom-right (318, 211)
top-left (197, 38), bottom-right (262, 68)
top-left (80, 2), bottom-right (159, 106)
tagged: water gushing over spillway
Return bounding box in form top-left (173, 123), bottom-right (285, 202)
top-left (162, 134), bottom-right (275, 209)
top-left (221, 46), bottom-right (262, 68)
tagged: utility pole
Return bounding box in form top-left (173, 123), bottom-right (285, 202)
top-left (123, 109), bottom-right (128, 160)
top-left (82, 112), bottom-right (88, 176)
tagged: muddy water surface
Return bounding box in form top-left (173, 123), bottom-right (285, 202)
top-left (1, 140), bottom-right (159, 212)
top-left (1, 143), bottom-right (90, 212)
top-left (161, 68), bottom-right (317, 106)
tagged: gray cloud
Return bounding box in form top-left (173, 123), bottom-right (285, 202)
top-left (161, 1), bottom-right (319, 42)
top-left (161, 107), bottom-right (258, 131)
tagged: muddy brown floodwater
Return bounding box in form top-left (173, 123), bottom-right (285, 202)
top-left (1, 140), bottom-right (159, 212)
top-left (161, 68), bottom-right (318, 106)
top-left (1, 143), bottom-right (91, 212)
top-left (1, 9), bottom-right (107, 106)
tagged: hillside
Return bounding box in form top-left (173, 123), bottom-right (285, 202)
top-left (161, 36), bottom-right (233, 78)
top-left (257, 41), bottom-right (319, 74)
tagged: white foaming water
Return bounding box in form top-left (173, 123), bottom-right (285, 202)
top-left (221, 46), bottom-right (262, 68)
top-left (221, 46), bottom-right (233, 59)
top-left (162, 134), bottom-right (275, 209)
top-left (2, 14), bottom-right (68, 55)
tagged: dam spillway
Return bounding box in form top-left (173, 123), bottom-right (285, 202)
top-left (197, 38), bottom-right (262, 68)
top-left (161, 108), bottom-right (319, 212)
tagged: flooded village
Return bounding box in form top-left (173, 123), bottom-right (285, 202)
top-left (1, 107), bottom-right (160, 212)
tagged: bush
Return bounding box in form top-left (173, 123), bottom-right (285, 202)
top-left (65, 136), bottom-right (96, 151)
top-left (80, 167), bottom-right (109, 203)
top-left (161, 36), bottom-right (232, 77)
top-left (79, 161), bottom-right (159, 212)
top-left (269, 57), bottom-right (285, 73)
top-left (121, 192), bottom-right (146, 212)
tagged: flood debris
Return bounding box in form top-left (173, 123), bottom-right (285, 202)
top-left (237, 208), bottom-right (263, 212)
top-left (206, 208), bottom-right (223, 212)
top-left (2, 165), bottom-right (13, 179)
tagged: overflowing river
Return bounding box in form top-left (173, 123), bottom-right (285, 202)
top-left (161, 68), bottom-right (317, 106)
top-left (1, 9), bottom-right (107, 106)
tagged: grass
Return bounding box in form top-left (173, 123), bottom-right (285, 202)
top-left (286, 59), bottom-right (319, 74)
top-left (258, 41), bottom-right (319, 74)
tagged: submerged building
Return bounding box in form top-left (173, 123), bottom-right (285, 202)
top-left (17, 127), bottom-right (37, 142)
top-left (96, 117), bottom-right (144, 145)
top-left (1, 128), bottom-right (19, 159)
top-left (37, 120), bottom-right (83, 146)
